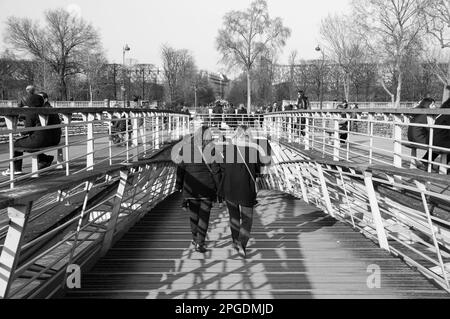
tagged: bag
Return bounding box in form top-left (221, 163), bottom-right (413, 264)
top-left (236, 145), bottom-right (259, 194)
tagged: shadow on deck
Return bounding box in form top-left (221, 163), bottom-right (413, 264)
top-left (64, 190), bottom-right (449, 299)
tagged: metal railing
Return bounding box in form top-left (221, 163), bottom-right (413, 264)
top-left (264, 109), bottom-right (450, 174)
top-left (261, 143), bottom-right (450, 290)
top-left (0, 158), bottom-right (178, 298)
top-left (1, 108), bottom-right (449, 298)
top-left (0, 107), bottom-right (190, 189)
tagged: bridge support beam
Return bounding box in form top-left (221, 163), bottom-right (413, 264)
top-left (363, 172), bottom-right (390, 252)
top-left (82, 113), bottom-right (95, 171)
top-left (316, 163), bottom-right (335, 218)
top-left (101, 170), bottom-right (128, 256)
top-left (0, 202), bottom-right (32, 298)
top-left (393, 115), bottom-right (403, 168)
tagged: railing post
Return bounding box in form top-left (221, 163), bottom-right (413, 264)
top-left (82, 112), bottom-right (95, 171)
top-left (393, 114), bottom-right (403, 168)
top-left (0, 202), bottom-right (32, 298)
top-left (141, 113), bottom-right (147, 155)
top-left (304, 113), bottom-right (310, 151)
top-left (101, 170), bottom-right (128, 256)
top-left (131, 112), bottom-right (139, 160)
top-left (368, 113), bottom-right (374, 165)
top-left (316, 163), bottom-right (334, 217)
top-left (5, 116), bottom-right (18, 188)
top-left (288, 114), bottom-right (293, 143)
top-left (167, 114), bottom-right (173, 141)
top-left (155, 115), bottom-right (160, 150)
top-left (61, 114), bottom-right (72, 174)
top-left (333, 113), bottom-right (340, 161)
top-left (363, 171), bottom-right (390, 251)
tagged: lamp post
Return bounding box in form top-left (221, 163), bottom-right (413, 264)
top-left (122, 44), bottom-right (131, 107)
top-left (315, 45), bottom-right (325, 110)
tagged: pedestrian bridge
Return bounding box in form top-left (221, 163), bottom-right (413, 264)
top-left (0, 107), bottom-right (449, 299)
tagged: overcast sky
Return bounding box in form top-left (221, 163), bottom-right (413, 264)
top-left (0, 0), bottom-right (351, 73)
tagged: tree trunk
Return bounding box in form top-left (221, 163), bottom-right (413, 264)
top-left (442, 60), bottom-right (450, 103)
top-left (343, 73), bottom-right (350, 102)
top-left (380, 77), bottom-right (395, 106)
top-left (395, 71), bottom-right (402, 108)
top-left (60, 71), bottom-right (67, 101)
top-left (247, 69), bottom-right (251, 114)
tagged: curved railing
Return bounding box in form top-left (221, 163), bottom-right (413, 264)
top-left (262, 140), bottom-right (450, 291)
top-left (265, 108), bottom-right (450, 174)
top-left (0, 156), bottom-right (178, 298)
top-left (0, 107), bottom-right (190, 188)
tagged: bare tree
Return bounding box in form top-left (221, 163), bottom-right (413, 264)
top-left (77, 47), bottom-right (107, 102)
top-left (4, 8), bottom-right (101, 100)
top-left (161, 45), bottom-right (197, 107)
top-left (320, 14), bottom-right (366, 101)
top-left (216, 0), bottom-right (291, 113)
top-left (353, 0), bottom-right (426, 107)
top-left (420, 0), bottom-right (450, 101)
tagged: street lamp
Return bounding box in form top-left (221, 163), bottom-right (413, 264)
top-left (315, 45), bottom-right (325, 110)
top-left (122, 44), bottom-right (131, 107)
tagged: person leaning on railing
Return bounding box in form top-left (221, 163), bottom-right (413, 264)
top-left (424, 98), bottom-right (450, 169)
top-left (296, 90), bottom-right (311, 136)
top-left (337, 102), bottom-right (349, 144)
top-left (2, 92), bottom-right (62, 176)
top-left (17, 85), bottom-right (45, 108)
top-left (407, 98), bottom-right (436, 170)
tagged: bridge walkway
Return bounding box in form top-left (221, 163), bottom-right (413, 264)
top-left (65, 190), bottom-right (449, 299)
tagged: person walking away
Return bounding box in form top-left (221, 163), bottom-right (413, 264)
top-left (175, 126), bottom-right (219, 253)
top-left (217, 126), bottom-right (264, 258)
top-left (407, 98), bottom-right (435, 170)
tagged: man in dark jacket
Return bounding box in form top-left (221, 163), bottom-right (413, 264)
top-left (18, 85), bottom-right (44, 108)
top-left (212, 102), bottom-right (223, 127)
top-left (407, 98), bottom-right (435, 169)
top-left (3, 92), bottom-right (62, 176)
top-left (296, 91), bottom-right (310, 137)
top-left (422, 98), bottom-right (450, 167)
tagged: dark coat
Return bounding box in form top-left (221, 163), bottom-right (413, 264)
top-left (297, 96), bottom-right (310, 110)
top-left (176, 139), bottom-right (219, 201)
top-left (216, 142), bottom-right (263, 207)
top-left (433, 114), bottom-right (450, 149)
top-left (22, 102), bottom-right (62, 147)
top-left (18, 93), bottom-right (45, 108)
top-left (408, 114), bottom-right (429, 145)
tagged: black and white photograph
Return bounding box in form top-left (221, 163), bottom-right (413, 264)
top-left (0, 0), bottom-right (449, 306)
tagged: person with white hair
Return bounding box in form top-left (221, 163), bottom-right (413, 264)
top-left (216, 126), bottom-right (265, 258)
top-left (18, 85), bottom-right (45, 108)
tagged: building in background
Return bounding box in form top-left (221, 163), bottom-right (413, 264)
top-left (199, 71), bottom-right (230, 100)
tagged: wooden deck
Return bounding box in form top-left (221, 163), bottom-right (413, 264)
top-left (64, 190), bottom-right (449, 299)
